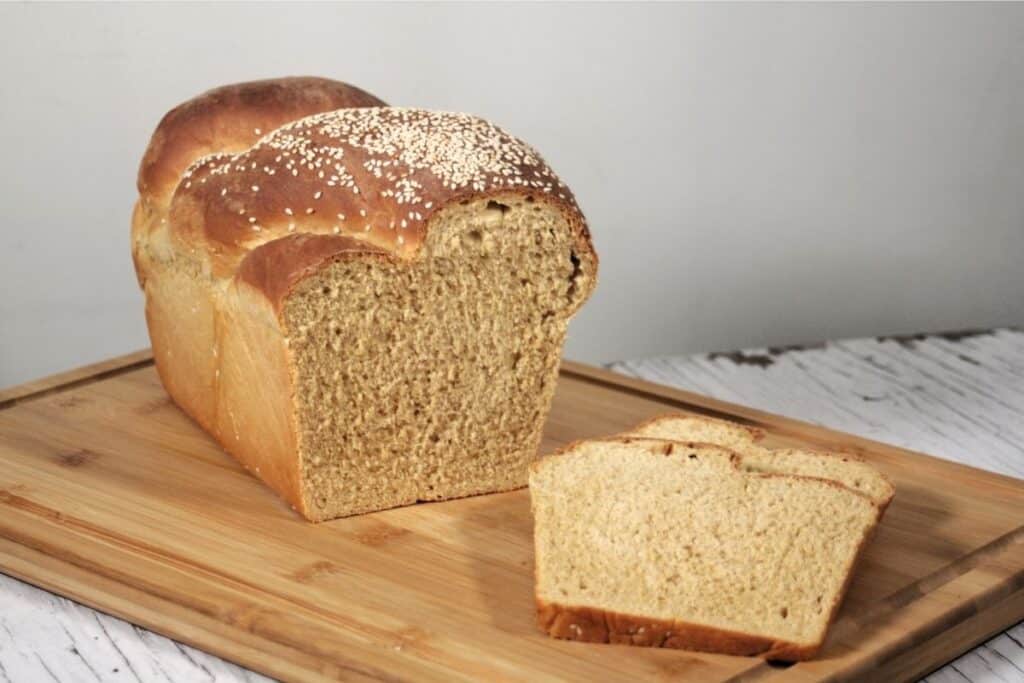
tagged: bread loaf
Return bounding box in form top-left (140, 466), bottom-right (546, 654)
top-left (529, 437), bottom-right (881, 660)
top-left (133, 78), bottom-right (598, 521)
top-left (630, 414), bottom-right (894, 507)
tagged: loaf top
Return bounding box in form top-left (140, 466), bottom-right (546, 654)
top-left (135, 78), bottom-right (595, 310)
top-left (169, 107), bottom-right (592, 275)
top-left (138, 77), bottom-right (387, 208)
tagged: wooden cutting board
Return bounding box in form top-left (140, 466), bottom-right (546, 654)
top-left (1, 351), bottom-right (1022, 682)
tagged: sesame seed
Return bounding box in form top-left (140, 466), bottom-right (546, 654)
top-left (248, 216), bottom-right (257, 223)
top-left (177, 107), bottom-right (581, 245)
top-left (333, 226), bottom-right (341, 234)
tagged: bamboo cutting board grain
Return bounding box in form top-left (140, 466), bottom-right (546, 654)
top-left (0, 351), bottom-right (1022, 682)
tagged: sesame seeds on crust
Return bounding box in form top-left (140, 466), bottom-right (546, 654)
top-left (136, 77), bottom-right (387, 207)
top-left (172, 107), bottom-right (585, 262)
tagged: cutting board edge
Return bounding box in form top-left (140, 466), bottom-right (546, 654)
top-left (3, 350), bottom-right (1024, 682)
top-left (0, 349), bottom-right (154, 407)
top-left (0, 533), bottom-right (349, 683)
top-left (2, 503), bottom-right (1021, 683)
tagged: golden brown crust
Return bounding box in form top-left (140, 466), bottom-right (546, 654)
top-left (214, 276), bottom-right (307, 518)
top-left (631, 412), bottom-right (767, 442)
top-left (135, 79), bottom-right (597, 315)
top-left (165, 108), bottom-right (596, 305)
top-left (138, 77), bottom-right (386, 209)
top-left (235, 232), bottom-right (392, 309)
top-left (536, 599), bottom-right (818, 660)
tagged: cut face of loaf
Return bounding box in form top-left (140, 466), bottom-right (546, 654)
top-left (529, 439), bottom-right (880, 660)
top-left (630, 414), bottom-right (895, 508)
top-left (278, 197), bottom-right (586, 518)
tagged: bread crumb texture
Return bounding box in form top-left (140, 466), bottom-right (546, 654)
top-left (287, 196), bottom-right (585, 519)
top-left (529, 436), bottom-right (883, 659)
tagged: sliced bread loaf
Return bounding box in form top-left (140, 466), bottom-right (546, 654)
top-left (630, 414), bottom-right (894, 508)
top-left (529, 438), bottom-right (880, 660)
top-left (134, 81), bottom-right (598, 521)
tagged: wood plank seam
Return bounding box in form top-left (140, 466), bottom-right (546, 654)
top-left (0, 352), bottom-right (155, 411)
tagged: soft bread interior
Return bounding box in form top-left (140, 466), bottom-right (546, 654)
top-left (284, 196), bottom-right (589, 519)
top-left (529, 439), bottom-right (878, 647)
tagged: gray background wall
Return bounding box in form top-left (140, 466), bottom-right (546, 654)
top-left (2, 2), bottom-right (1023, 388)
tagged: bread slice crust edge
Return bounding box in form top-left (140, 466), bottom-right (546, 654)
top-left (535, 597), bottom-right (819, 661)
top-left (628, 413), bottom-right (896, 511)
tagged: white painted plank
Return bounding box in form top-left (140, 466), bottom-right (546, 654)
top-left (0, 571), bottom-right (269, 683)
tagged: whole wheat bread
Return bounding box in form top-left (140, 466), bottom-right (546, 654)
top-left (133, 79), bottom-right (597, 521)
top-left (529, 437), bottom-right (882, 660)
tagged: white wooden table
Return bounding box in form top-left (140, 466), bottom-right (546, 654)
top-left (2, 329), bottom-right (1023, 682)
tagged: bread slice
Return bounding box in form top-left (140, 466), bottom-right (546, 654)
top-left (529, 438), bottom-right (880, 660)
top-left (630, 414), bottom-right (894, 508)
